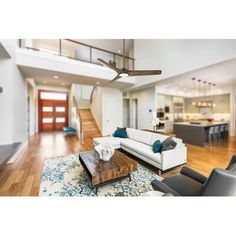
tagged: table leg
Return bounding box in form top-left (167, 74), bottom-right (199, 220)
top-left (129, 173), bottom-right (131, 181)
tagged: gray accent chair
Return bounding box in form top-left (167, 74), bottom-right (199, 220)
top-left (151, 155), bottom-right (236, 196)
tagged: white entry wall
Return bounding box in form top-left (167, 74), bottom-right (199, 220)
top-left (129, 86), bottom-right (155, 130)
top-left (27, 80), bottom-right (37, 136)
top-left (102, 87), bottom-right (123, 135)
top-left (91, 87), bottom-right (123, 136)
top-left (0, 40), bottom-right (27, 145)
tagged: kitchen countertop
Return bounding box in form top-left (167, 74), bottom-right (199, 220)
top-left (174, 121), bottom-right (228, 127)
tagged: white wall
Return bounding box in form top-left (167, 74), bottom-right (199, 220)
top-left (27, 81), bottom-right (37, 136)
top-left (0, 40), bottom-right (27, 145)
top-left (134, 39), bottom-right (236, 88)
top-left (74, 84), bottom-right (92, 109)
top-left (102, 87), bottom-right (123, 135)
top-left (130, 86), bottom-right (155, 130)
top-left (90, 87), bottom-right (103, 131)
top-left (91, 87), bottom-right (123, 135)
top-left (0, 56), bottom-right (14, 144)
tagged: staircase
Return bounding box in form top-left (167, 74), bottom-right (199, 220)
top-left (78, 109), bottom-right (101, 139)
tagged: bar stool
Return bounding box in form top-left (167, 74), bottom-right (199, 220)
top-left (208, 126), bottom-right (215, 145)
top-left (219, 124), bottom-right (226, 141)
top-left (214, 125), bottom-right (220, 143)
top-left (224, 124), bottom-right (229, 140)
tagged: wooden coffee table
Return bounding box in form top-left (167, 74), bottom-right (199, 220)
top-left (79, 150), bottom-right (138, 193)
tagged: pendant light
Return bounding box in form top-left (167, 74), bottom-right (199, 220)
top-left (202, 81), bottom-right (207, 106)
top-left (191, 78), bottom-right (196, 106)
top-left (197, 79), bottom-right (202, 106)
top-left (208, 82), bottom-right (212, 106)
top-left (212, 83), bottom-right (216, 107)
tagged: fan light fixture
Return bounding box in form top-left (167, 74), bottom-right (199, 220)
top-left (97, 39), bottom-right (162, 85)
top-left (119, 73), bottom-right (129, 77)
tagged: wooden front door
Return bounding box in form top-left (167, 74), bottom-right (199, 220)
top-left (38, 90), bottom-right (68, 132)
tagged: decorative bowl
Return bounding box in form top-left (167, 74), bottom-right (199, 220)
top-left (207, 118), bottom-right (214, 123)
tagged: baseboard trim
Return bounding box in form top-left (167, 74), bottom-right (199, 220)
top-left (7, 140), bottom-right (28, 164)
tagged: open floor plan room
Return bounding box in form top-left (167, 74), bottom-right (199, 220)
top-left (0, 39), bottom-right (236, 197)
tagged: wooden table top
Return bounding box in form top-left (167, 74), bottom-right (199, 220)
top-left (79, 150), bottom-right (138, 186)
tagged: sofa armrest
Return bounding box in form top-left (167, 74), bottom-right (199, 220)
top-left (163, 193), bottom-right (174, 197)
top-left (161, 145), bottom-right (187, 171)
top-left (151, 179), bottom-right (181, 196)
top-left (180, 166), bottom-right (207, 184)
top-left (226, 155), bottom-right (236, 170)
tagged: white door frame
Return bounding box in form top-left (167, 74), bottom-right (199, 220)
top-left (132, 98), bottom-right (138, 129)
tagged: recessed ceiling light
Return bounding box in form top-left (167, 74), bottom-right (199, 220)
top-left (96, 81), bottom-right (100, 85)
top-left (61, 83), bottom-right (65, 86)
top-left (53, 75), bottom-right (59, 79)
top-left (43, 81), bottom-right (47, 84)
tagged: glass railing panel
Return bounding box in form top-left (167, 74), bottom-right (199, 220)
top-left (91, 49), bottom-right (114, 65)
top-left (62, 40), bottom-right (90, 61)
top-left (19, 39), bottom-right (135, 69)
top-left (25, 39), bottom-right (60, 55)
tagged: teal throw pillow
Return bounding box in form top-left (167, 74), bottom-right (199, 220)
top-left (113, 130), bottom-right (127, 138)
top-left (152, 140), bottom-right (162, 153)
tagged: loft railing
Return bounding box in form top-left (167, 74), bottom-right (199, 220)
top-left (18, 39), bottom-right (135, 70)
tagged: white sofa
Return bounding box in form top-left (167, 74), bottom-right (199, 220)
top-left (93, 128), bottom-right (187, 174)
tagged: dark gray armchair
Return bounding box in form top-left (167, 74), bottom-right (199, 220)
top-left (151, 155), bottom-right (236, 196)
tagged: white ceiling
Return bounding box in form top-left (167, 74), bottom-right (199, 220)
top-left (19, 65), bottom-right (135, 89)
top-left (155, 58), bottom-right (236, 96)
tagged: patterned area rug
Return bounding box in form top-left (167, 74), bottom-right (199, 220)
top-left (39, 153), bottom-right (162, 196)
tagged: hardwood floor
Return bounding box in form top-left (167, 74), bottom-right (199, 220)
top-left (0, 131), bottom-right (235, 196)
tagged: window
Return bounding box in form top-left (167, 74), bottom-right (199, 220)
top-left (40, 92), bottom-right (67, 100)
top-left (42, 107), bottom-right (53, 112)
top-left (56, 107), bottom-right (65, 112)
top-left (43, 118), bottom-right (53, 123)
top-left (56, 117), bottom-right (65, 123)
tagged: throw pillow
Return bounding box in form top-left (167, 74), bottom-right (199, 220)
top-left (152, 140), bottom-right (162, 153)
top-left (113, 130), bottom-right (127, 138)
top-left (160, 137), bottom-right (177, 152)
top-left (117, 127), bottom-right (126, 131)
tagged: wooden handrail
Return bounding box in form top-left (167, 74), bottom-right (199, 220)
top-left (90, 86), bottom-right (96, 103)
top-left (73, 96), bottom-right (83, 138)
top-left (65, 39), bottom-right (135, 61)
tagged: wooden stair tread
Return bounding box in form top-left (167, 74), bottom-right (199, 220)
top-left (78, 109), bottom-right (101, 138)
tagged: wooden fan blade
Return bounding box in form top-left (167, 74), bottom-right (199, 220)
top-left (107, 74), bottom-right (121, 85)
top-left (129, 70), bottom-right (162, 76)
top-left (97, 58), bottom-right (120, 73)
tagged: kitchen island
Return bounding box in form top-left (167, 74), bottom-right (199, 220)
top-left (174, 121), bottom-right (228, 147)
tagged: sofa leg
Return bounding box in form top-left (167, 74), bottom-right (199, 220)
top-left (158, 170), bottom-right (162, 176)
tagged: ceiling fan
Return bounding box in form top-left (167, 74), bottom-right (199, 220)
top-left (97, 39), bottom-right (162, 84)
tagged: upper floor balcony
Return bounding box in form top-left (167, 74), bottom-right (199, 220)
top-left (17, 39), bottom-right (136, 88)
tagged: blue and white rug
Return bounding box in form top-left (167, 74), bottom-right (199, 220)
top-left (39, 153), bottom-right (162, 196)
